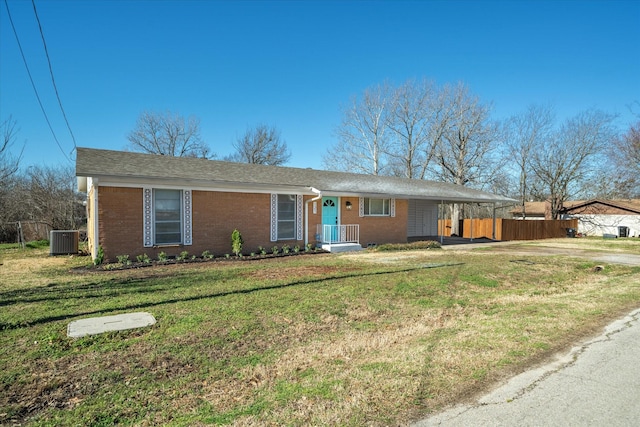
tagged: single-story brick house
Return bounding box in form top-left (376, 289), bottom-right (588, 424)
top-left (76, 147), bottom-right (513, 261)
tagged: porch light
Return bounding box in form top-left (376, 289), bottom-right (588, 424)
top-left (345, 201), bottom-right (352, 210)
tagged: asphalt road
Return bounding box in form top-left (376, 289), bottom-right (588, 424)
top-left (413, 308), bottom-right (640, 427)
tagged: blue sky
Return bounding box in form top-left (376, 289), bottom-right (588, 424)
top-left (1, 0), bottom-right (639, 171)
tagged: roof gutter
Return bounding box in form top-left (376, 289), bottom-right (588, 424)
top-left (304, 187), bottom-right (323, 247)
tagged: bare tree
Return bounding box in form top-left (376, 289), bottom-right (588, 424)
top-left (386, 79), bottom-right (439, 179)
top-left (0, 116), bottom-right (23, 239)
top-left (433, 83), bottom-right (501, 234)
top-left (329, 79), bottom-right (500, 206)
top-left (607, 121), bottom-right (640, 197)
top-left (504, 104), bottom-right (555, 218)
top-left (530, 109), bottom-right (616, 219)
top-left (0, 165), bottom-right (85, 242)
top-left (324, 83), bottom-right (392, 175)
top-left (127, 110), bottom-right (211, 158)
top-left (226, 124), bottom-right (290, 165)
top-left (1, 115), bottom-right (23, 181)
top-left (328, 79), bottom-right (459, 179)
top-left (18, 165), bottom-right (83, 230)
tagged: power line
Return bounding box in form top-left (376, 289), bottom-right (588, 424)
top-left (3, 0), bottom-right (72, 163)
top-left (31, 0), bottom-right (78, 158)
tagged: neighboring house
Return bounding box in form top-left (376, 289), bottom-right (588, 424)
top-left (76, 148), bottom-right (513, 261)
top-left (510, 200), bottom-right (587, 220)
top-left (559, 199), bottom-right (640, 237)
top-left (510, 199), bottom-right (640, 237)
top-left (510, 201), bottom-right (547, 220)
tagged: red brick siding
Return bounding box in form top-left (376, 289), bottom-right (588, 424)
top-left (96, 187), bottom-right (409, 261)
top-left (98, 186), bottom-right (144, 262)
top-left (97, 187), bottom-right (316, 260)
top-left (342, 197), bottom-right (408, 247)
top-left (192, 191), bottom-right (269, 255)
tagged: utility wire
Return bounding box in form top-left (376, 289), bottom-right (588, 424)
top-left (3, 0), bottom-right (72, 163)
top-left (31, 0), bottom-right (78, 158)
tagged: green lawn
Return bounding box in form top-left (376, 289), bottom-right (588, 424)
top-left (1, 239), bottom-right (639, 426)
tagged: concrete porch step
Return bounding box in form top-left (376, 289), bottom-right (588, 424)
top-left (321, 243), bottom-right (364, 253)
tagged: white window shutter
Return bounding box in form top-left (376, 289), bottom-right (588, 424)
top-left (359, 197), bottom-right (364, 217)
top-left (270, 194), bottom-right (277, 242)
top-left (143, 187), bottom-right (153, 247)
top-left (183, 190), bottom-right (192, 245)
top-left (391, 198), bottom-right (396, 217)
top-left (296, 195), bottom-right (303, 240)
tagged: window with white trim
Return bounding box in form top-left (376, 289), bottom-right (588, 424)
top-left (154, 189), bottom-right (182, 244)
top-left (143, 188), bottom-right (192, 247)
top-left (270, 194), bottom-right (303, 241)
top-left (363, 198), bottom-right (391, 216)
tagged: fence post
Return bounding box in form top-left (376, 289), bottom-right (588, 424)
top-left (17, 221), bottom-right (25, 249)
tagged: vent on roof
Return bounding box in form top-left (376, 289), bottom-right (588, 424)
top-left (50, 230), bottom-right (79, 255)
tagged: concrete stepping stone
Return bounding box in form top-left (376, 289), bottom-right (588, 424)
top-left (67, 312), bottom-right (156, 338)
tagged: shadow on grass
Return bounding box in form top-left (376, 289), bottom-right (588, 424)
top-left (0, 263), bottom-right (463, 331)
top-left (0, 270), bottom-right (233, 307)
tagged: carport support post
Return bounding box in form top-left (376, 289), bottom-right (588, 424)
top-left (470, 206), bottom-right (473, 242)
top-left (439, 200), bottom-right (444, 244)
top-left (492, 203), bottom-right (497, 241)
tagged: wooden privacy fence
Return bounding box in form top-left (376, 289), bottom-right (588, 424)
top-left (0, 221), bottom-right (52, 244)
top-left (438, 218), bottom-right (579, 241)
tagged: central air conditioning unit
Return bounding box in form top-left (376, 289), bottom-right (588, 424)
top-left (50, 230), bottom-right (79, 255)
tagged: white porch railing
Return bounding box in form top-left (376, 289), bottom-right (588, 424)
top-left (317, 224), bottom-right (360, 244)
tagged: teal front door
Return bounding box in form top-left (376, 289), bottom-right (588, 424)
top-left (322, 197), bottom-right (338, 242)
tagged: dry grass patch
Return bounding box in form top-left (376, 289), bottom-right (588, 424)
top-left (1, 253), bottom-right (72, 287)
top-left (1, 241), bottom-right (639, 426)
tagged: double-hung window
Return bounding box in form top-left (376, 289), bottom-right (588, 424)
top-left (363, 198), bottom-right (391, 216)
top-left (277, 194), bottom-right (296, 240)
top-left (143, 188), bottom-right (192, 247)
top-left (154, 189), bottom-right (182, 244)
top-left (270, 193), bottom-right (303, 241)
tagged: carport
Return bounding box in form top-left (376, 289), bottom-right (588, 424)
top-left (408, 196), bottom-right (516, 244)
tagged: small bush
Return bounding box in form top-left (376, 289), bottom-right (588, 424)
top-left (371, 241), bottom-right (442, 252)
top-left (272, 245), bottom-right (279, 255)
top-left (94, 246), bottom-right (105, 266)
top-left (231, 229), bottom-right (243, 257)
top-left (136, 253), bottom-right (151, 263)
top-left (178, 251), bottom-right (189, 261)
top-left (258, 246), bottom-right (267, 256)
top-left (282, 244), bottom-right (290, 254)
top-left (305, 243), bottom-right (313, 252)
top-left (158, 251), bottom-right (168, 263)
top-left (202, 250), bottom-right (214, 259)
top-left (116, 254), bottom-right (131, 266)
top-left (293, 245), bottom-right (300, 253)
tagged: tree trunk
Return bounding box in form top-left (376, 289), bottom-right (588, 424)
top-left (450, 203), bottom-right (461, 236)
